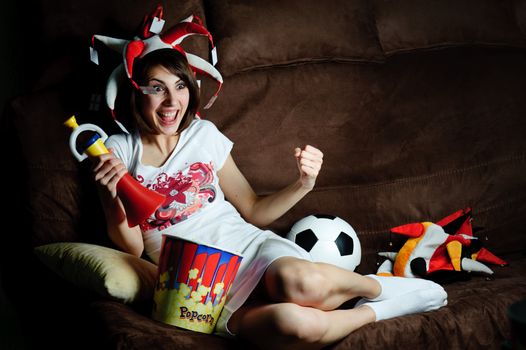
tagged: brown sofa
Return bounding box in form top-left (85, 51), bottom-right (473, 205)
top-left (2, 0), bottom-right (526, 349)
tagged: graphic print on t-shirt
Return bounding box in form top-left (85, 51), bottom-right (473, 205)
top-left (139, 162), bottom-right (216, 231)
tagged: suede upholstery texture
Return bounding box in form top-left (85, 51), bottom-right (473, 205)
top-left (2, 0), bottom-right (526, 349)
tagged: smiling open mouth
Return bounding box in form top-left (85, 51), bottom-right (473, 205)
top-left (158, 110), bottom-right (179, 123)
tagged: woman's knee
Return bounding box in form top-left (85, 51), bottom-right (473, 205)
top-left (265, 258), bottom-right (329, 303)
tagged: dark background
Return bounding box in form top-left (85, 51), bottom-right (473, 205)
top-left (1, 1), bottom-right (33, 349)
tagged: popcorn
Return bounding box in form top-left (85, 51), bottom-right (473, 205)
top-left (188, 268), bottom-right (199, 280)
top-left (152, 236), bottom-right (242, 334)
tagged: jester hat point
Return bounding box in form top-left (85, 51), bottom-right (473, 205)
top-left (91, 5), bottom-right (223, 132)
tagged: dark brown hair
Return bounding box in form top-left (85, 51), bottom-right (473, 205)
top-left (130, 48), bottom-right (200, 135)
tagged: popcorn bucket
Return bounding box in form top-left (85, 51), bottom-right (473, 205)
top-left (152, 235), bottom-right (243, 334)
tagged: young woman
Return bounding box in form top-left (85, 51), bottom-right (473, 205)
top-left (94, 48), bottom-right (447, 349)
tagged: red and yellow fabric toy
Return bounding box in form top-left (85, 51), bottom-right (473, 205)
top-left (377, 208), bottom-right (508, 283)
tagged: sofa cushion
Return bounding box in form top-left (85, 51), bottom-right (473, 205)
top-left (9, 87), bottom-right (114, 246)
top-left (30, 0), bottom-right (208, 90)
top-left (35, 242), bottom-right (157, 304)
top-left (204, 0), bottom-right (384, 76)
top-left (373, 0), bottom-right (526, 54)
top-left (37, 0), bottom-right (205, 43)
top-left (204, 47), bottom-right (526, 266)
top-left (90, 299), bottom-right (244, 349)
top-left (516, 0), bottom-right (526, 35)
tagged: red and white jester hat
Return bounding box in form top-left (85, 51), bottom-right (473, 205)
top-left (90, 5), bottom-right (223, 133)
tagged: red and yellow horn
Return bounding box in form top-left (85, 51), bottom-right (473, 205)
top-left (64, 116), bottom-right (165, 227)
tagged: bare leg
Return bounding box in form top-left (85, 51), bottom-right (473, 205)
top-left (228, 257), bottom-right (447, 349)
top-left (263, 257), bottom-right (381, 310)
top-left (229, 302), bottom-right (376, 350)
top-left (229, 289), bottom-right (447, 349)
top-left (263, 257), bottom-right (442, 310)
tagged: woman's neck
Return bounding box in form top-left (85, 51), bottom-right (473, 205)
top-left (140, 133), bottom-right (180, 167)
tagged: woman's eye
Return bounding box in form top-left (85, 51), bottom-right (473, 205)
top-left (153, 85), bottom-right (166, 93)
top-left (176, 82), bottom-right (187, 90)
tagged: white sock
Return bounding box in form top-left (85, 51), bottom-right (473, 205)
top-left (366, 274), bottom-right (442, 301)
top-left (357, 288), bottom-right (448, 321)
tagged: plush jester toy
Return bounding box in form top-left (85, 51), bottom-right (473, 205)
top-left (377, 207), bottom-right (508, 283)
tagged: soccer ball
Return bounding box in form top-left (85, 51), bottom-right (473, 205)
top-left (286, 214), bottom-right (361, 271)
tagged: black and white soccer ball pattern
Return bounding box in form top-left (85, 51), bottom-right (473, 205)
top-left (286, 214), bottom-right (361, 271)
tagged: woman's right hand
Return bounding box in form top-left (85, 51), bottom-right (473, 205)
top-left (93, 149), bottom-right (127, 199)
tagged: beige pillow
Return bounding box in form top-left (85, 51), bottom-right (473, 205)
top-left (34, 242), bottom-right (158, 304)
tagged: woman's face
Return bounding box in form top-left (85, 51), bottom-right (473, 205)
top-left (139, 65), bottom-right (190, 136)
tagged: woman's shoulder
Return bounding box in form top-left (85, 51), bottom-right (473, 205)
top-left (191, 117), bottom-right (218, 130)
top-left (106, 131), bottom-right (138, 155)
top-left (107, 132), bottom-right (131, 142)
top-left (185, 117), bottom-right (221, 137)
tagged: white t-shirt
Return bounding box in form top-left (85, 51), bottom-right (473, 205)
top-left (106, 118), bottom-right (310, 336)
